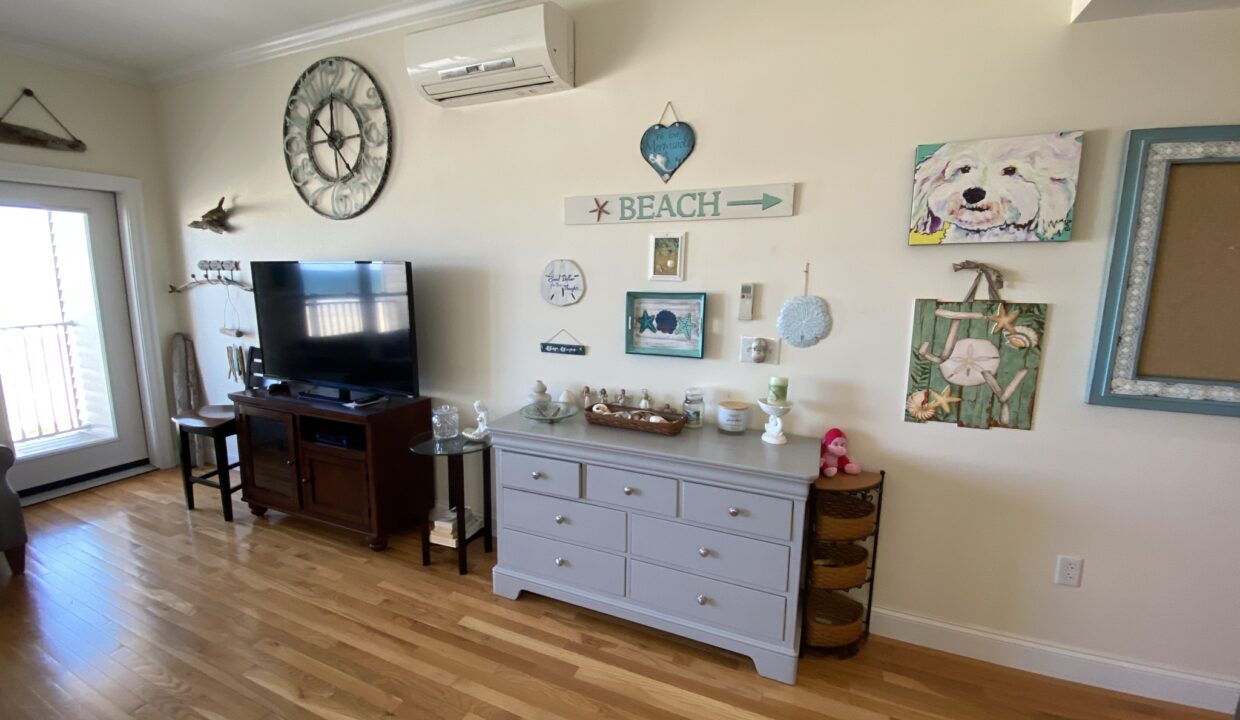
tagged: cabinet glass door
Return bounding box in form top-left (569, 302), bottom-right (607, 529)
top-left (238, 406), bottom-right (298, 507)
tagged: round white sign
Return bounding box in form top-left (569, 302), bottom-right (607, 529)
top-left (540, 259), bottom-right (585, 306)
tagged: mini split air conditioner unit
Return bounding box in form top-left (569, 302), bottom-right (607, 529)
top-left (404, 2), bottom-right (574, 107)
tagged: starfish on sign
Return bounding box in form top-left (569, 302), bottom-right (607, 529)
top-left (926, 385), bottom-right (961, 415)
top-left (638, 310), bottom-right (656, 333)
top-left (987, 304), bottom-right (1020, 335)
top-left (590, 198), bottom-right (610, 222)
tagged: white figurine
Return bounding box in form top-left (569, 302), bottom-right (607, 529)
top-left (462, 401), bottom-right (491, 441)
top-left (599, 388), bottom-right (609, 404)
top-left (616, 389), bottom-right (628, 407)
top-left (581, 386), bottom-right (594, 409)
top-left (558, 388), bottom-right (577, 406)
top-left (528, 380), bottom-right (551, 409)
top-left (638, 389), bottom-right (652, 409)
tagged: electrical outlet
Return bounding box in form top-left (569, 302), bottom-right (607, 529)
top-left (1054, 555), bottom-right (1083, 587)
top-left (739, 336), bottom-right (779, 364)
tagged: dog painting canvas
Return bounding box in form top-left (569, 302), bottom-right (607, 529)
top-left (909, 131), bottom-right (1083, 245)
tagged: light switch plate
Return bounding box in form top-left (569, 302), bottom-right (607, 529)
top-left (739, 336), bottom-right (779, 364)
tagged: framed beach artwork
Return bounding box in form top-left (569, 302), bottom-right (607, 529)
top-left (909, 131), bottom-right (1084, 245)
top-left (1088, 125), bottom-right (1240, 417)
top-left (625, 291), bottom-right (705, 358)
top-left (648, 232), bottom-right (686, 281)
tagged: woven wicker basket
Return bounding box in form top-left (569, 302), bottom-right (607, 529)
top-left (805, 590), bottom-right (865, 647)
top-left (584, 404), bottom-right (686, 436)
top-left (815, 492), bottom-right (876, 540)
top-left (809, 542), bottom-right (869, 589)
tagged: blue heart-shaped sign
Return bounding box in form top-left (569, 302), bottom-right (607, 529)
top-left (640, 121), bottom-right (695, 183)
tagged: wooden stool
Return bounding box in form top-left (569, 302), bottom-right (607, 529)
top-left (172, 405), bottom-right (242, 521)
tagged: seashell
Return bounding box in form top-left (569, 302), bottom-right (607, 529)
top-left (941, 338), bottom-right (1001, 386)
top-left (1004, 326), bottom-right (1040, 349)
top-left (648, 415), bottom-right (667, 423)
top-left (591, 404), bottom-right (612, 414)
top-left (906, 390), bottom-right (935, 421)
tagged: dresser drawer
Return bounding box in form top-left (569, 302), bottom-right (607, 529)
top-left (500, 451), bottom-right (581, 498)
top-left (501, 530), bottom-right (625, 596)
top-left (502, 488), bottom-right (626, 551)
top-left (585, 465), bottom-right (677, 515)
top-left (681, 482), bottom-right (792, 541)
top-left (629, 561), bottom-right (785, 642)
top-left (630, 515), bottom-right (789, 592)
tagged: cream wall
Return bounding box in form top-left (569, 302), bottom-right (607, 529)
top-left (154, 0), bottom-right (1239, 686)
top-left (0, 52), bottom-right (182, 457)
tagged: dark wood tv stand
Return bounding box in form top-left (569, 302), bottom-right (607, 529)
top-left (229, 390), bottom-right (431, 550)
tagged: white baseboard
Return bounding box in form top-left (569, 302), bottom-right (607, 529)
top-left (870, 606), bottom-right (1240, 714)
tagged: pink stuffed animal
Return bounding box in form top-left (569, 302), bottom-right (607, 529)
top-left (820, 428), bottom-right (861, 477)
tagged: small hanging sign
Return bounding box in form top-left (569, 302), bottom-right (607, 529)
top-left (541, 329), bottom-right (587, 356)
top-left (566, 183), bottom-right (794, 225)
top-left (640, 102), bottom-right (695, 183)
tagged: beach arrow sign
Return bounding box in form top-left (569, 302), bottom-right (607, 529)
top-left (565, 183), bottom-right (795, 225)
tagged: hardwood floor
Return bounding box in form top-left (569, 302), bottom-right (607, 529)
top-left (0, 469), bottom-right (1223, 720)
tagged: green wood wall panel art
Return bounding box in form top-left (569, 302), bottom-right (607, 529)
top-left (565, 184), bottom-right (794, 225)
top-left (905, 263), bottom-right (1046, 431)
top-left (905, 299), bottom-right (1046, 430)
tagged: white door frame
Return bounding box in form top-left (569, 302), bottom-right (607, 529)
top-left (0, 161), bottom-right (174, 468)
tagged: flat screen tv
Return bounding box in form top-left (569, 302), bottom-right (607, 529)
top-left (251, 261), bottom-right (419, 398)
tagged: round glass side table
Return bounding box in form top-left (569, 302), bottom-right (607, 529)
top-left (409, 434), bottom-right (493, 575)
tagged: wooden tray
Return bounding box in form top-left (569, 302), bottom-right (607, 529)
top-left (584, 403), bottom-right (686, 436)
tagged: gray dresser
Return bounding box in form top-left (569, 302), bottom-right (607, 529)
top-left (490, 412), bottom-right (819, 683)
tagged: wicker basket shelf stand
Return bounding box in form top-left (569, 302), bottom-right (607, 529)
top-left (803, 469), bottom-right (885, 656)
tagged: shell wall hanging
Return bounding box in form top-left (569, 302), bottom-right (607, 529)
top-left (776, 263), bottom-right (831, 348)
top-left (904, 261), bottom-right (1046, 430)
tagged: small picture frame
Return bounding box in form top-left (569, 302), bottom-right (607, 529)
top-left (648, 232), bottom-right (686, 281)
top-left (625, 291), bottom-right (706, 359)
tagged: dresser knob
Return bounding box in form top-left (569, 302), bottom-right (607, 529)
top-left (554, 557), bottom-right (565, 567)
top-left (622, 486), bottom-right (634, 496)
top-left (301, 477), bottom-right (310, 485)
top-left (554, 514), bottom-right (566, 524)
top-left (696, 594), bottom-right (708, 605)
top-left (727, 507), bottom-right (740, 517)
top-left (698, 547), bottom-right (709, 557)
top-left (531, 471), bottom-right (542, 479)
top-left (285, 458), bottom-right (295, 466)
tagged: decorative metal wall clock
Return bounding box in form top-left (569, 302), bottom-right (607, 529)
top-left (283, 57), bottom-right (391, 219)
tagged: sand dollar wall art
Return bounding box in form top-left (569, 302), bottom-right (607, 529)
top-left (905, 263), bottom-right (1046, 430)
top-left (909, 131), bottom-right (1083, 245)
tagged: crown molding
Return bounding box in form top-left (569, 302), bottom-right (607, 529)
top-left (151, 0), bottom-right (515, 88)
top-left (0, 36), bottom-right (148, 86)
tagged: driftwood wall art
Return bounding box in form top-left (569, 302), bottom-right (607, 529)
top-left (0, 88), bottom-right (87, 152)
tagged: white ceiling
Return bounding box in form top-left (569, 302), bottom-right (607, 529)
top-left (0, 0), bottom-right (503, 85)
top-left (1072, 0), bottom-right (1240, 22)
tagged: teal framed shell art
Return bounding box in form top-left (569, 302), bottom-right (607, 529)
top-left (625, 291), bottom-right (706, 359)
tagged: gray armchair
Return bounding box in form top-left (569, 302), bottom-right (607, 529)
top-left (1, 445), bottom-right (26, 574)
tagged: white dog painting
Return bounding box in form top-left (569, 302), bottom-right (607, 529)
top-left (910, 131), bottom-right (1083, 244)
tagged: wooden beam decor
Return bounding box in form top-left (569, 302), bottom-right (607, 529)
top-left (0, 88), bottom-right (87, 153)
top-left (565, 183), bottom-right (794, 225)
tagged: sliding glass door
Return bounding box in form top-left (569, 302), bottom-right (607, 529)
top-left (0, 181), bottom-right (148, 493)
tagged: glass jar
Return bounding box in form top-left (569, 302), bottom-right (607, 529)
top-left (432, 404), bottom-right (460, 440)
top-left (682, 387), bottom-right (704, 429)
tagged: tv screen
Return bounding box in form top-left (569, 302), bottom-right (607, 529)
top-left (251, 261), bottom-right (419, 396)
